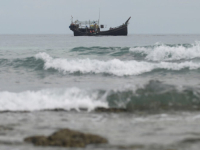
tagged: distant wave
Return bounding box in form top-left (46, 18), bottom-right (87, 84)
top-left (35, 52), bottom-right (200, 76)
top-left (70, 46), bottom-right (130, 56)
top-left (71, 46), bottom-right (130, 52)
top-left (130, 41), bottom-right (200, 61)
top-left (69, 42), bottom-right (200, 61)
top-left (1, 43), bottom-right (200, 76)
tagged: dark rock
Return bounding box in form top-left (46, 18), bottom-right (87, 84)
top-left (0, 140), bottom-right (23, 145)
top-left (43, 108), bottom-right (88, 112)
top-left (43, 108), bottom-right (67, 112)
top-left (0, 125), bottom-right (13, 131)
top-left (180, 138), bottom-right (200, 143)
top-left (95, 107), bottom-right (127, 113)
top-left (0, 110), bottom-right (30, 113)
top-left (25, 136), bottom-right (48, 145)
top-left (24, 128), bottom-right (108, 148)
top-left (117, 144), bottom-right (144, 149)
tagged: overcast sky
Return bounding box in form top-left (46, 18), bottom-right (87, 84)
top-left (1, 0), bottom-right (200, 34)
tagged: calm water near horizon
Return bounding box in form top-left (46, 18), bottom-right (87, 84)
top-left (1, 34), bottom-right (200, 150)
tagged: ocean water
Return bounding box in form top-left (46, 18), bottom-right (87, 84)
top-left (1, 34), bottom-right (200, 150)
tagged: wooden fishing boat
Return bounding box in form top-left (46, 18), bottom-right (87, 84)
top-left (69, 17), bottom-right (131, 36)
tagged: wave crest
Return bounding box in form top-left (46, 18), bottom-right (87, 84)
top-left (107, 80), bottom-right (200, 111)
top-left (0, 88), bottom-right (107, 111)
top-left (130, 42), bottom-right (200, 61)
top-left (1, 81), bottom-right (200, 112)
top-left (35, 52), bottom-right (200, 76)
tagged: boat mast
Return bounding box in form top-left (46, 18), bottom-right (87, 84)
top-left (98, 8), bottom-right (100, 26)
top-left (71, 15), bottom-right (73, 23)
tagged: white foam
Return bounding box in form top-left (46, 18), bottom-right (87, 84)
top-left (0, 88), bottom-right (107, 111)
top-left (130, 41), bottom-right (200, 61)
top-left (35, 52), bottom-right (200, 76)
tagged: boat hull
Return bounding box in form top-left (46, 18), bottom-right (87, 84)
top-left (71, 25), bottom-right (128, 36)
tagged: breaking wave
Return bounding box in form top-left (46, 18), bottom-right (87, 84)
top-left (0, 88), bottom-right (107, 111)
top-left (107, 80), bottom-right (200, 111)
top-left (130, 42), bottom-right (200, 61)
top-left (35, 52), bottom-right (200, 76)
top-left (1, 81), bottom-right (200, 112)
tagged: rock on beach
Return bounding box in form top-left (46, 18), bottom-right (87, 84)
top-left (24, 128), bottom-right (108, 148)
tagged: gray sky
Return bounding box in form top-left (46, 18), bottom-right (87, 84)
top-left (1, 0), bottom-right (200, 34)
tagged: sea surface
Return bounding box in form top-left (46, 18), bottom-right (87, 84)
top-left (1, 34), bottom-right (200, 150)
